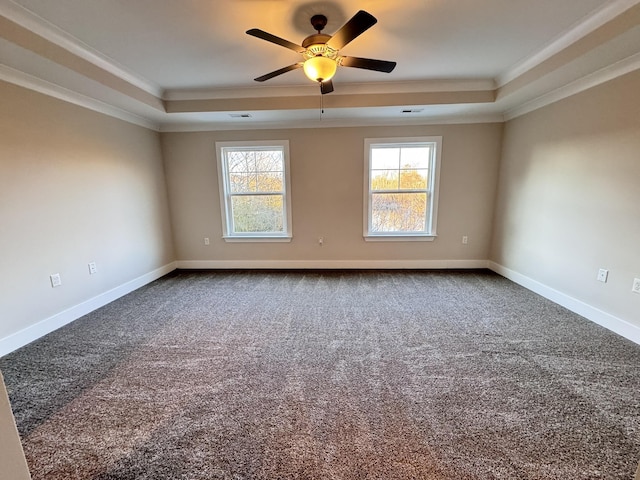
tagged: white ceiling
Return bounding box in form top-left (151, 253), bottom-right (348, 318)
top-left (1, 0), bottom-right (639, 130)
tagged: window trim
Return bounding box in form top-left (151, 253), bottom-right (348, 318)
top-left (363, 136), bottom-right (442, 241)
top-left (216, 140), bottom-right (293, 242)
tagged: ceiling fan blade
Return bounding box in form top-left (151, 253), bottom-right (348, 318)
top-left (326, 10), bottom-right (377, 50)
top-left (254, 63), bottom-right (303, 82)
top-left (246, 28), bottom-right (306, 53)
top-left (340, 56), bottom-right (396, 73)
top-left (320, 80), bottom-right (334, 95)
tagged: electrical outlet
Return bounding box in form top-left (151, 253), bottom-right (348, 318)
top-left (632, 278), bottom-right (640, 294)
top-left (462, 236), bottom-right (468, 245)
top-left (204, 237), bottom-right (210, 245)
top-left (88, 262), bottom-right (97, 274)
top-left (50, 273), bottom-right (62, 287)
top-left (597, 268), bottom-right (608, 283)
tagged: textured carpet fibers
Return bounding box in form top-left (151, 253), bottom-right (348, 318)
top-left (1, 270), bottom-right (639, 479)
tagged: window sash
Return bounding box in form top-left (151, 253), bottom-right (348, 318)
top-left (369, 191), bottom-right (430, 234)
top-left (229, 193), bottom-right (285, 234)
top-left (228, 191), bottom-right (283, 196)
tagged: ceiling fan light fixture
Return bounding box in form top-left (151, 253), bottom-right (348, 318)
top-left (247, 10), bottom-right (395, 93)
top-left (303, 55), bottom-right (337, 83)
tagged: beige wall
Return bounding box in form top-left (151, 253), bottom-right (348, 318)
top-left (162, 123), bottom-right (503, 267)
top-left (0, 371), bottom-right (30, 480)
top-left (2, 67), bottom-right (637, 349)
top-left (0, 81), bottom-right (175, 346)
top-left (491, 70), bottom-right (640, 329)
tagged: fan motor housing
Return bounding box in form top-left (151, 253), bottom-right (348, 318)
top-left (302, 33), bottom-right (331, 49)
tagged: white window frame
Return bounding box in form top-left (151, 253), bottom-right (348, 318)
top-left (363, 136), bottom-right (442, 241)
top-left (216, 140), bottom-right (293, 242)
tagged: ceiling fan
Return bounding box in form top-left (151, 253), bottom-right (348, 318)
top-left (246, 10), bottom-right (397, 94)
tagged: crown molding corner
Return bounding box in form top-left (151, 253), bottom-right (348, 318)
top-left (0, 64), bottom-right (161, 130)
top-left (503, 51), bottom-right (640, 121)
top-left (1, 0), bottom-right (163, 98)
top-left (496, 0), bottom-right (640, 88)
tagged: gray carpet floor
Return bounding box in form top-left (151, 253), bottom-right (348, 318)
top-left (1, 269), bottom-right (639, 479)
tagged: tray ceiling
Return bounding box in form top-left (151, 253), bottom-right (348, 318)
top-left (1, 0), bottom-right (639, 130)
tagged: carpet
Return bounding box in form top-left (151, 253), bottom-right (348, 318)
top-left (1, 269), bottom-right (639, 479)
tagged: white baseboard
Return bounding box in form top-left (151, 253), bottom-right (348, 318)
top-left (0, 262), bottom-right (177, 358)
top-left (7, 260), bottom-right (633, 357)
top-left (488, 261), bottom-right (640, 345)
top-left (176, 259), bottom-right (490, 270)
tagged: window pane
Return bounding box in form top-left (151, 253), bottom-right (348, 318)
top-left (227, 149), bottom-right (285, 194)
top-left (256, 172), bottom-right (283, 192)
top-left (229, 172), bottom-right (252, 192)
top-left (371, 147), bottom-right (400, 170)
top-left (371, 169), bottom-right (399, 190)
top-left (255, 150), bottom-right (283, 172)
top-left (371, 192), bottom-right (427, 232)
top-left (227, 151), bottom-right (254, 173)
top-left (399, 146), bottom-right (430, 169)
top-left (231, 195), bottom-right (284, 233)
top-left (399, 169), bottom-right (428, 190)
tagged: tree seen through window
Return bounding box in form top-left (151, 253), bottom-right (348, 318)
top-left (369, 145), bottom-right (431, 233)
top-left (217, 141), bottom-right (291, 240)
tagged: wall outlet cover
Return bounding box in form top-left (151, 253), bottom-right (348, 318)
top-left (597, 269), bottom-right (609, 283)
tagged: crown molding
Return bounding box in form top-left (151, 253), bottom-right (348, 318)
top-left (496, 0), bottom-right (640, 88)
top-left (162, 79), bottom-right (496, 101)
top-left (165, 89), bottom-right (496, 114)
top-left (160, 113), bottom-right (505, 133)
top-left (504, 51), bottom-right (640, 121)
top-left (0, 0), bottom-right (163, 98)
top-left (0, 64), bottom-right (160, 130)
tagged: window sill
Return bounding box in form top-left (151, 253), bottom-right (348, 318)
top-left (222, 236), bottom-right (292, 243)
top-left (364, 234), bottom-right (436, 242)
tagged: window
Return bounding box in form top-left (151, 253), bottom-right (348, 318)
top-left (216, 140), bottom-right (292, 241)
top-left (364, 137), bottom-right (441, 241)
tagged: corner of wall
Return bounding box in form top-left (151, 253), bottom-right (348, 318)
top-left (0, 371), bottom-right (31, 480)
